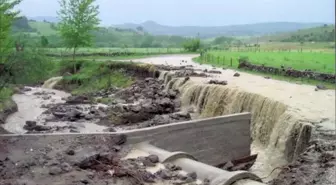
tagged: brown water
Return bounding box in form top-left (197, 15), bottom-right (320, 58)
top-left (3, 87), bottom-right (107, 134)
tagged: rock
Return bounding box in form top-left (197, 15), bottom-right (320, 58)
top-left (42, 95), bottom-right (51, 100)
top-left (155, 169), bottom-right (173, 180)
top-left (84, 114), bottom-right (94, 120)
top-left (203, 178), bottom-right (211, 185)
top-left (187, 172), bottom-right (197, 180)
top-left (130, 105), bottom-right (141, 113)
top-left (22, 87), bottom-right (32, 92)
top-left (34, 125), bottom-right (52, 131)
top-left (60, 162), bottom-right (72, 172)
top-left (24, 121), bottom-right (51, 132)
top-left (86, 172), bottom-right (95, 179)
top-left (165, 163), bottom-right (182, 171)
top-left (264, 76), bottom-right (271, 79)
top-left (65, 149), bottom-right (75, 156)
top-left (147, 155), bottom-right (159, 163)
top-left (26, 120), bottom-right (37, 127)
top-left (208, 79), bottom-right (228, 85)
top-left (41, 104), bottom-right (50, 109)
top-left (70, 129), bottom-right (80, 133)
top-left (138, 157), bottom-right (156, 167)
top-left (114, 134), bottom-right (127, 145)
top-left (316, 84), bottom-right (327, 90)
top-left (80, 179), bottom-right (89, 184)
top-left (49, 166), bottom-right (63, 175)
top-left (233, 72), bottom-right (240, 77)
top-left (103, 127), bottom-right (116, 132)
top-left (65, 95), bottom-right (90, 104)
top-left (208, 70), bottom-right (222, 74)
top-left (140, 171), bottom-right (156, 183)
top-left (177, 174), bottom-right (188, 181)
top-left (171, 112), bottom-right (191, 119)
top-left (112, 145), bottom-right (122, 152)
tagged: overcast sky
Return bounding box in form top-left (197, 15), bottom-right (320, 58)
top-left (18, 0), bottom-right (335, 26)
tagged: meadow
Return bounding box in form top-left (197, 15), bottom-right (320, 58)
top-left (47, 47), bottom-right (185, 54)
top-left (198, 50), bottom-right (335, 74)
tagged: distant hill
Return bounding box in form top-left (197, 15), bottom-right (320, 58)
top-left (248, 24), bottom-right (335, 43)
top-left (28, 16), bottom-right (59, 23)
top-left (11, 19), bottom-right (188, 48)
top-left (113, 21), bottom-right (326, 38)
top-left (280, 25), bottom-right (335, 42)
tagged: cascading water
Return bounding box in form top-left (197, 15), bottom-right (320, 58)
top-left (42, 76), bottom-right (63, 89)
top-left (160, 72), bottom-right (312, 180)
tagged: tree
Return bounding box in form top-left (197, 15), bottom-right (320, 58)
top-left (0, 0), bottom-right (22, 62)
top-left (136, 26), bottom-right (143, 32)
top-left (58, 0), bottom-right (100, 71)
top-left (183, 38), bottom-right (200, 52)
top-left (40, 36), bottom-right (49, 47)
top-left (0, 0), bottom-right (22, 90)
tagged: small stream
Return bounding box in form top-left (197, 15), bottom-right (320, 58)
top-left (2, 87), bottom-right (108, 134)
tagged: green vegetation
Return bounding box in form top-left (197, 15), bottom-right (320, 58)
top-left (245, 25), bottom-right (335, 44)
top-left (28, 21), bottom-right (57, 36)
top-left (58, 0), bottom-right (100, 62)
top-left (183, 38), bottom-right (201, 52)
top-left (197, 51), bottom-right (335, 74)
top-left (12, 17), bottom-right (189, 48)
top-left (281, 25), bottom-right (334, 42)
top-left (59, 60), bottom-right (134, 94)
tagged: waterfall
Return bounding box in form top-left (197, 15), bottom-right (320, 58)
top-left (161, 72), bottom-right (312, 179)
top-left (42, 76), bottom-right (63, 89)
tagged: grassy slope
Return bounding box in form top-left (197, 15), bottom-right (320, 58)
top-left (203, 51), bottom-right (335, 74)
top-left (246, 25), bottom-right (335, 43)
top-left (193, 56), bottom-right (335, 88)
top-left (0, 88), bottom-right (14, 111)
top-left (28, 21), bottom-right (57, 36)
top-left (58, 60), bottom-right (136, 95)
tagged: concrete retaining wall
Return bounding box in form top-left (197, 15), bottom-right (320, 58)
top-left (1, 112), bottom-right (251, 166)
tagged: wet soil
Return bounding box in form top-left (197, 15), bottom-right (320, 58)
top-left (0, 134), bottom-right (207, 185)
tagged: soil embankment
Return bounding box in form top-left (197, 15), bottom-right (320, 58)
top-left (0, 99), bottom-right (18, 134)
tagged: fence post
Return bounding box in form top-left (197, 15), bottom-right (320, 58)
top-left (230, 58), bottom-right (233, 67)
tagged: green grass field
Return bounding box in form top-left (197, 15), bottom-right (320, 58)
top-left (28, 21), bottom-right (57, 36)
top-left (47, 47), bottom-right (185, 54)
top-left (200, 51), bottom-right (335, 74)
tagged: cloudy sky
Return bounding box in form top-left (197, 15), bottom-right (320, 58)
top-left (18, 0), bottom-right (335, 26)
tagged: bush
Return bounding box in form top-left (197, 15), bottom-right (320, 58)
top-left (183, 38), bottom-right (201, 52)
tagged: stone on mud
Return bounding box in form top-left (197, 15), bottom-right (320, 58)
top-left (233, 72), bottom-right (240, 77)
top-left (208, 79), bottom-right (228, 85)
top-left (65, 95), bottom-right (91, 104)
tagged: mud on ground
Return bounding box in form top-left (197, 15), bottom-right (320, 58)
top-left (0, 134), bottom-right (207, 185)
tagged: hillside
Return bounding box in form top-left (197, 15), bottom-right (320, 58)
top-left (114, 21), bottom-right (325, 38)
top-left (11, 18), bottom-right (188, 48)
top-left (28, 16), bottom-right (59, 23)
top-left (245, 25), bottom-right (335, 43)
top-left (280, 25), bottom-right (335, 42)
